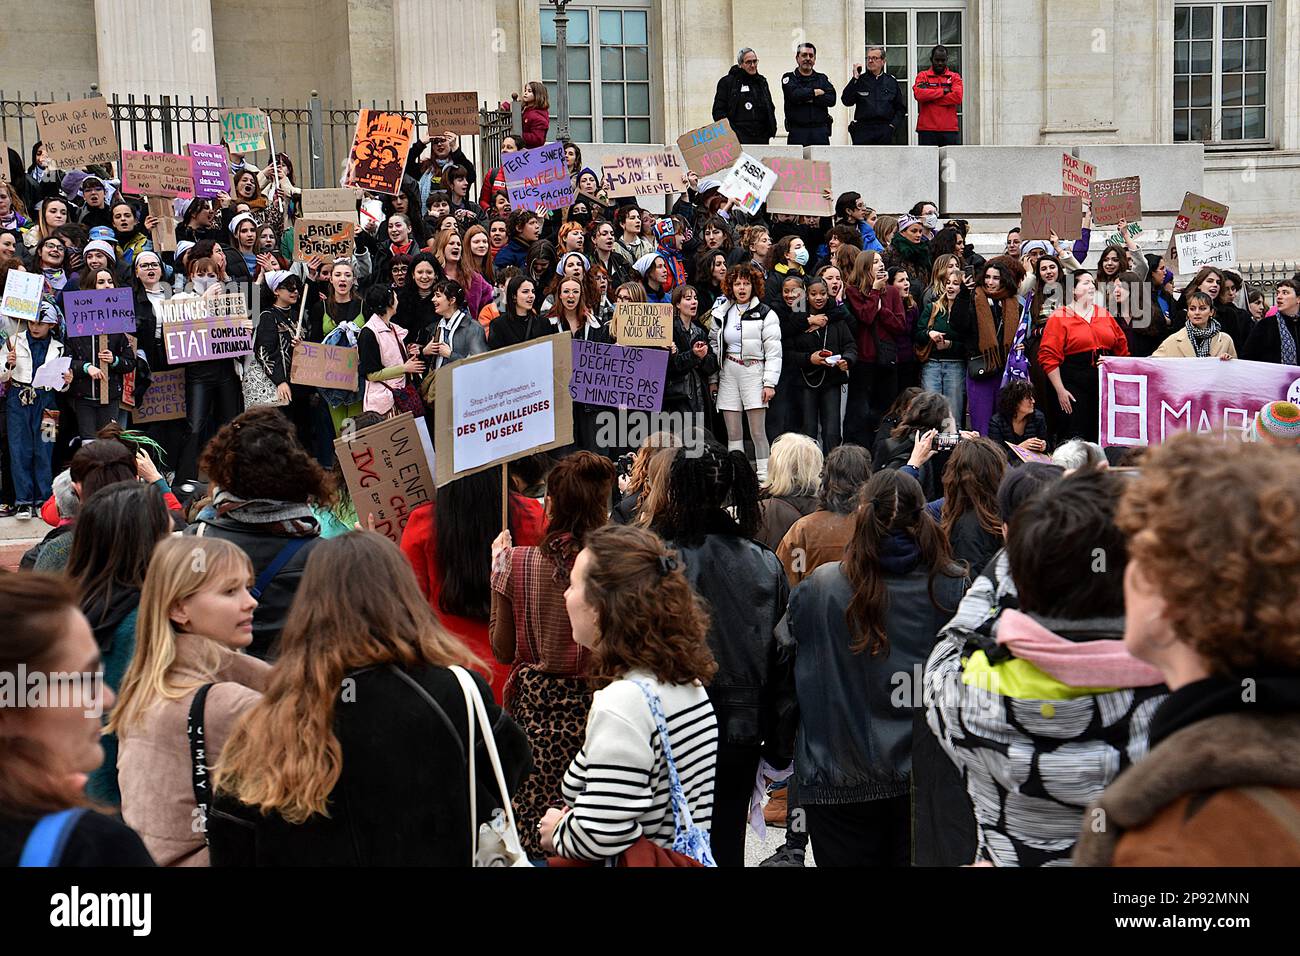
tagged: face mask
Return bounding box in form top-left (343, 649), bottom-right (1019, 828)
top-left (793, 247), bottom-right (810, 266)
top-left (923, 213), bottom-right (940, 231)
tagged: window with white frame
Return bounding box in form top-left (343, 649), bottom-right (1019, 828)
top-left (541, 3), bottom-right (653, 144)
top-left (865, 2), bottom-right (967, 146)
top-left (1174, 3), bottom-right (1269, 144)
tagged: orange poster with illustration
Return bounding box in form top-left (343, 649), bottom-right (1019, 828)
top-left (344, 110), bottom-right (415, 196)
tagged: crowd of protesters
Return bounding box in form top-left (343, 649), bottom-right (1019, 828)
top-left (1, 63), bottom-right (1298, 871)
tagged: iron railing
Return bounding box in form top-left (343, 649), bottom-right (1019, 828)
top-left (1240, 261), bottom-right (1298, 305)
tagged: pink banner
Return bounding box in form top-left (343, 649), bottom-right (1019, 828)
top-left (1099, 356), bottom-right (1300, 447)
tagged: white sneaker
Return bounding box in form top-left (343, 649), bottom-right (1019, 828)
top-left (15, 505), bottom-right (32, 520)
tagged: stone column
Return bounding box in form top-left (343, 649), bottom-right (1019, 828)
top-left (94, 0), bottom-right (218, 101)
top-left (393, 0), bottom-right (500, 112)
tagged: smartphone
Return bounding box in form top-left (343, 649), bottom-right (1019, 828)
top-left (935, 433), bottom-right (961, 451)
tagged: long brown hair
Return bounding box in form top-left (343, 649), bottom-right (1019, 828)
top-left (848, 249), bottom-right (885, 295)
top-left (214, 533), bottom-right (482, 822)
top-left (540, 451), bottom-right (615, 574)
top-left (844, 470), bottom-right (958, 656)
top-left (463, 223), bottom-right (494, 285)
top-left (940, 437), bottom-right (1006, 539)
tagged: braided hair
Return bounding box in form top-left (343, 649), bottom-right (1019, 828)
top-left (651, 439), bottom-right (761, 546)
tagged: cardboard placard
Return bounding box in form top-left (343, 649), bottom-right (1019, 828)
top-left (765, 158), bottom-right (833, 216)
top-left (290, 341), bottom-right (359, 390)
top-left (131, 368), bottom-right (187, 423)
top-left (1, 270), bottom-right (43, 322)
top-left (433, 333), bottom-right (574, 487)
top-left (64, 288), bottom-right (136, 337)
top-left (1019, 193), bottom-right (1083, 241)
top-left (503, 140), bottom-right (574, 213)
top-left (35, 97), bottom-right (118, 169)
top-left (333, 413), bottom-right (435, 545)
top-left (425, 91), bottom-right (481, 137)
top-left (294, 219), bottom-right (356, 264)
top-left (600, 151), bottom-right (688, 198)
top-left (1175, 226), bottom-right (1236, 274)
top-left (570, 340), bottom-right (668, 412)
top-left (1172, 192), bottom-right (1229, 234)
top-left (121, 151), bottom-right (195, 198)
top-left (0, 143), bottom-right (10, 184)
top-left (1006, 441), bottom-right (1055, 465)
top-left (300, 188), bottom-right (359, 224)
top-left (1061, 153), bottom-right (1096, 198)
top-left (219, 108), bottom-right (268, 154)
top-left (147, 196), bottom-right (178, 252)
top-left (1103, 221), bottom-right (1143, 247)
top-left (720, 153), bottom-right (777, 216)
top-left (157, 293), bottom-right (254, 364)
top-left (186, 143), bottom-right (233, 199)
top-left (613, 302), bottom-right (673, 348)
top-left (676, 119), bottom-right (742, 178)
top-left (344, 110), bottom-right (415, 196)
top-left (1089, 176), bottom-right (1142, 226)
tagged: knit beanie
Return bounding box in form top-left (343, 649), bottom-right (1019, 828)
top-left (1255, 401), bottom-right (1300, 447)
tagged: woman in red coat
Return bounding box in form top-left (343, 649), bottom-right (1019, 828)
top-left (400, 467), bottom-right (546, 701)
top-left (1038, 269), bottom-right (1130, 444)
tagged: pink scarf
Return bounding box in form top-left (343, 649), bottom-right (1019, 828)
top-left (995, 609), bottom-right (1164, 688)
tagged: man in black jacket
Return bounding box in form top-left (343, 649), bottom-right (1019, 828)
top-left (1242, 278), bottom-right (1300, 365)
top-left (841, 46), bottom-right (906, 145)
top-left (781, 43), bottom-right (836, 146)
top-left (712, 48), bottom-right (778, 144)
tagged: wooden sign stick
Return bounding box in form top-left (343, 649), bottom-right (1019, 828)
top-left (98, 334), bottom-right (109, 405)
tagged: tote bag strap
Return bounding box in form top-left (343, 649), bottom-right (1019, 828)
top-left (18, 808), bottom-right (89, 867)
top-left (449, 665), bottom-right (520, 858)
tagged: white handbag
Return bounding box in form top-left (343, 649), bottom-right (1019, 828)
top-left (448, 665), bottom-right (532, 868)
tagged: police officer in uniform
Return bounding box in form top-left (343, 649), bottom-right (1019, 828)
top-left (781, 43), bottom-right (836, 146)
top-left (712, 48), bottom-right (779, 145)
top-left (841, 45), bottom-right (906, 145)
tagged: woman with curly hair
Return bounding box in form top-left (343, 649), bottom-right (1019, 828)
top-left (1075, 435), bottom-right (1300, 866)
top-left (986, 379), bottom-right (1050, 462)
top-left (949, 255), bottom-right (1026, 435)
top-left (191, 406), bottom-right (334, 659)
top-left (538, 524), bottom-right (719, 865)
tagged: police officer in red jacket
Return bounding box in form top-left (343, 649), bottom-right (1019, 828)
top-left (912, 45), bottom-right (964, 146)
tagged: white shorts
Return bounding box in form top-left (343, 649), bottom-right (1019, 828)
top-left (716, 356), bottom-right (767, 411)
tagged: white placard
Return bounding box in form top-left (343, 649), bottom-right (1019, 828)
top-left (719, 152), bottom-right (777, 216)
top-left (1, 271), bottom-right (44, 322)
top-left (31, 356), bottom-right (71, 390)
top-left (1175, 226), bottom-right (1235, 274)
top-left (450, 341), bottom-right (557, 473)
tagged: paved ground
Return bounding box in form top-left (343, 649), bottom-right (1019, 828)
top-left (0, 514), bottom-right (46, 570)
top-left (743, 819), bottom-right (816, 868)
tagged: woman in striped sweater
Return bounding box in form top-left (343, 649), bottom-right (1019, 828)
top-left (539, 525), bottom-right (720, 863)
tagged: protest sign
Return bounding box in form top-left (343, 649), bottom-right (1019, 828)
top-left (1099, 357), bottom-right (1300, 447)
top-left (1, 270), bottom-right (43, 322)
top-left (31, 357), bottom-right (71, 391)
top-left (0, 143), bottom-right (10, 184)
top-left (425, 92), bottom-right (480, 136)
top-left (1175, 226), bottom-right (1235, 274)
top-left (147, 196), bottom-right (178, 252)
top-left (1172, 192), bottom-right (1229, 234)
top-left (186, 143), bottom-right (232, 199)
top-left (131, 368), bottom-right (186, 423)
top-left (36, 97), bottom-right (118, 168)
top-left (344, 110), bottom-right (415, 196)
top-left (570, 340), bottom-right (667, 412)
top-left (294, 219), bottom-right (356, 264)
top-left (613, 302), bottom-right (673, 348)
top-left (1089, 176), bottom-right (1142, 225)
top-left (1020, 194), bottom-right (1083, 240)
top-left (1103, 221), bottom-right (1143, 247)
top-left (301, 188), bottom-right (359, 224)
top-left (676, 120), bottom-right (742, 178)
top-left (121, 151), bottom-right (195, 198)
top-left (765, 158), bottom-right (833, 216)
top-left (1006, 442), bottom-right (1055, 465)
top-left (219, 108), bottom-right (267, 154)
top-left (503, 140), bottom-right (574, 212)
top-left (158, 293), bottom-right (254, 364)
top-left (600, 151), bottom-right (688, 198)
top-left (290, 341), bottom-right (359, 390)
top-left (433, 333), bottom-right (574, 486)
top-left (1061, 153), bottom-right (1096, 198)
top-left (64, 288), bottom-right (135, 337)
top-left (720, 153), bottom-right (777, 216)
top-left (334, 413), bottom-right (435, 545)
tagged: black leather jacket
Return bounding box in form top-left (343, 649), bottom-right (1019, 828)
top-left (670, 532), bottom-right (796, 766)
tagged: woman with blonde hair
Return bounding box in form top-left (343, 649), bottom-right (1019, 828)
top-left (211, 532), bottom-right (532, 866)
top-left (612, 430), bottom-right (683, 524)
top-left (756, 432), bottom-right (824, 549)
top-left (110, 536), bottom-right (266, 866)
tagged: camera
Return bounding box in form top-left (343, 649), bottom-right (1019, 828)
top-left (616, 453), bottom-right (635, 479)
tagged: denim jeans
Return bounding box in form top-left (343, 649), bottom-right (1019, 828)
top-left (920, 360), bottom-right (966, 429)
top-left (7, 396), bottom-right (52, 505)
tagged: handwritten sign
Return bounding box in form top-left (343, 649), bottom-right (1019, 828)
top-left (425, 91), bottom-right (480, 136)
top-left (1061, 154), bottom-right (1096, 198)
top-left (1101, 356), bottom-right (1300, 447)
top-left (433, 333), bottom-right (574, 486)
top-left (1020, 194), bottom-right (1083, 241)
top-left (36, 97), bottom-right (118, 169)
top-left (600, 151), bottom-right (688, 198)
top-left (503, 140), bottom-right (574, 213)
top-left (570, 340), bottom-right (667, 412)
top-left (145, 196), bottom-right (178, 252)
top-left (720, 153), bottom-right (777, 216)
top-left (1103, 221), bottom-right (1143, 247)
top-left (1089, 176), bottom-right (1142, 226)
top-left (677, 120), bottom-right (742, 178)
top-left (1006, 441), bottom-right (1055, 465)
top-left (220, 108), bottom-right (267, 154)
top-left (186, 143), bottom-right (232, 199)
top-left (334, 413), bottom-right (434, 545)
top-left (294, 219), bottom-right (356, 264)
top-left (0, 142), bottom-right (10, 184)
top-left (301, 188), bottom-right (358, 224)
top-left (1173, 192), bottom-right (1229, 234)
top-left (344, 110), bottom-right (415, 196)
top-left (765, 158), bottom-right (832, 216)
top-left (290, 341), bottom-right (359, 390)
top-left (1175, 226), bottom-right (1235, 274)
top-left (1, 270), bottom-right (43, 322)
top-left (132, 368), bottom-right (186, 423)
top-left (613, 302), bottom-right (673, 348)
top-left (64, 288), bottom-right (135, 337)
top-left (158, 293), bottom-right (254, 364)
top-left (121, 151), bottom-right (194, 198)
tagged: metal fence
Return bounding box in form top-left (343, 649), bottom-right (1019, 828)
top-left (0, 88), bottom-right (513, 198)
top-left (1241, 261), bottom-right (1298, 305)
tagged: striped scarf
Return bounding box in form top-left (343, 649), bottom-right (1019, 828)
top-left (1185, 318), bottom-right (1221, 358)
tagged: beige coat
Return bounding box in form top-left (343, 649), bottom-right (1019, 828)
top-left (117, 633), bottom-right (270, 866)
top-left (1150, 327), bottom-right (1237, 359)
